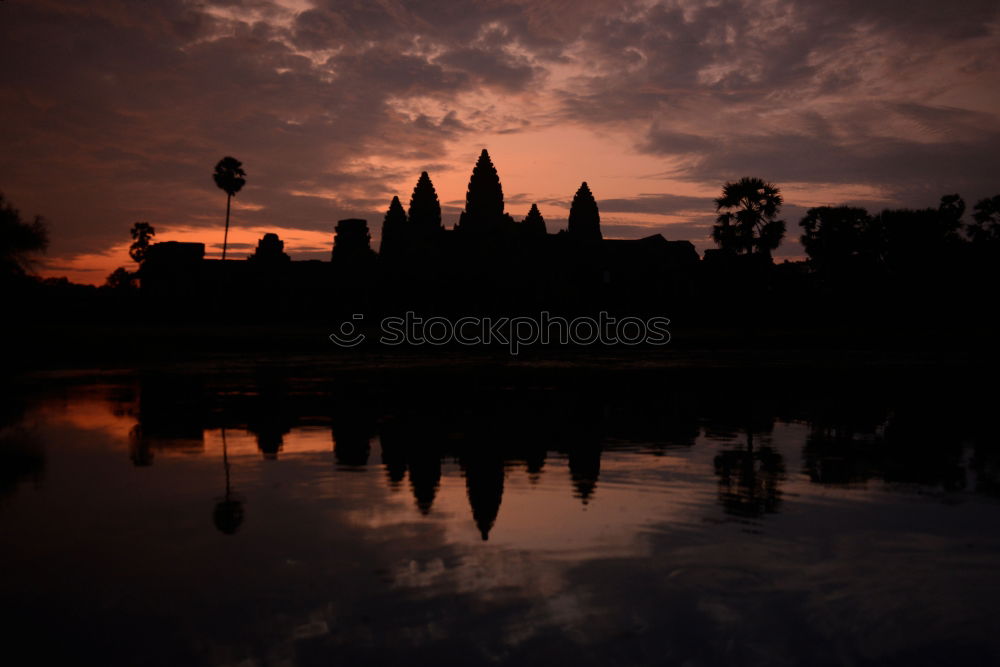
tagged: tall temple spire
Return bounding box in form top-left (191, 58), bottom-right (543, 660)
top-left (521, 203), bottom-right (546, 235)
top-left (408, 171), bottom-right (442, 235)
top-left (457, 149), bottom-right (510, 232)
top-left (379, 195), bottom-right (407, 256)
top-left (567, 181), bottom-right (602, 241)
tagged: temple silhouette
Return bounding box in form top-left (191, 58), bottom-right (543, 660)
top-left (6, 146), bottom-right (998, 366)
top-left (139, 149), bottom-right (699, 318)
top-left (7, 147), bottom-right (997, 347)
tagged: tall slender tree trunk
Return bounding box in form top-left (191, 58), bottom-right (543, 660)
top-left (222, 194), bottom-right (232, 261)
top-left (222, 427), bottom-right (231, 499)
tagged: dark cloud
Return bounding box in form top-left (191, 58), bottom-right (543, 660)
top-left (640, 128), bottom-right (715, 155)
top-left (0, 0), bottom-right (997, 278)
top-left (327, 49), bottom-right (469, 97)
top-left (435, 47), bottom-right (539, 91)
top-left (0, 0), bottom-right (468, 257)
top-left (662, 126), bottom-right (1000, 206)
top-left (599, 193), bottom-right (712, 215)
top-left (557, 0), bottom-right (1000, 208)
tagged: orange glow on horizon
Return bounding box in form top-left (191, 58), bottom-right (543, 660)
top-left (39, 225), bottom-right (338, 286)
top-left (37, 132), bottom-right (883, 285)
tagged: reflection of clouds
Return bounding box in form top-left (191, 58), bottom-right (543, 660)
top-left (393, 556), bottom-right (448, 588)
top-left (201, 426), bottom-right (333, 459)
top-left (48, 389), bottom-right (138, 443)
top-left (555, 505), bottom-right (1000, 663)
top-left (676, 527), bottom-right (996, 660)
top-left (390, 550), bottom-right (565, 599)
top-left (389, 549), bottom-right (593, 651)
top-left (9, 380), bottom-right (1000, 664)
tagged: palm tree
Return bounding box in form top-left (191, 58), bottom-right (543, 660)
top-left (712, 177), bottom-right (785, 256)
top-left (0, 192), bottom-right (48, 277)
top-left (212, 157), bottom-right (247, 261)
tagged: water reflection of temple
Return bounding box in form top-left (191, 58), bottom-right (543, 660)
top-left (379, 416), bottom-right (442, 514)
top-left (113, 371), bottom-right (1000, 535)
top-left (714, 444), bottom-right (785, 519)
top-left (129, 375), bottom-right (207, 465)
top-left (332, 404), bottom-right (375, 468)
top-left (462, 452), bottom-right (505, 540)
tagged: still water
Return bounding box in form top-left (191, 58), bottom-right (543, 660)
top-left (2, 365), bottom-right (999, 666)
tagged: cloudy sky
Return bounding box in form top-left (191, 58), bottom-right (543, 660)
top-left (2, 0), bottom-right (999, 283)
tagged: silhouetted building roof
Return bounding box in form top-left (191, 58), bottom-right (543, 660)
top-left (332, 219), bottom-right (375, 260)
top-left (144, 241), bottom-right (205, 263)
top-left (521, 204), bottom-right (546, 235)
top-left (250, 233), bottom-right (290, 263)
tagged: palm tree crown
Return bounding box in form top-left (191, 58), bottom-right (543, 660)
top-left (712, 177), bottom-right (785, 255)
top-left (213, 157), bottom-right (246, 197)
top-left (0, 192), bottom-right (48, 276)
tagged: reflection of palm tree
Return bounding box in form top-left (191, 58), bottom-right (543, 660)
top-left (213, 428), bottom-right (245, 535)
top-left (713, 428), bottom-right (784, 518)
top-left (212, 157), bottom-right (247, 261)
top-left (803, 426), bottom-right (881, 486)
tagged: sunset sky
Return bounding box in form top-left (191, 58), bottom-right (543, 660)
top-left (2, 0), bottom-right (999, 284)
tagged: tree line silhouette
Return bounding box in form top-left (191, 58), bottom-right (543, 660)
top-left (3, 148), bottom-right (1000, 339)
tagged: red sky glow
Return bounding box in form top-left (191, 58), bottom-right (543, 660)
top-left (2, 0), bottom-right (998, 284)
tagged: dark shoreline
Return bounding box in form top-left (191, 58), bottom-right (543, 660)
top-left (4, 319), bottom-right (989, 384)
